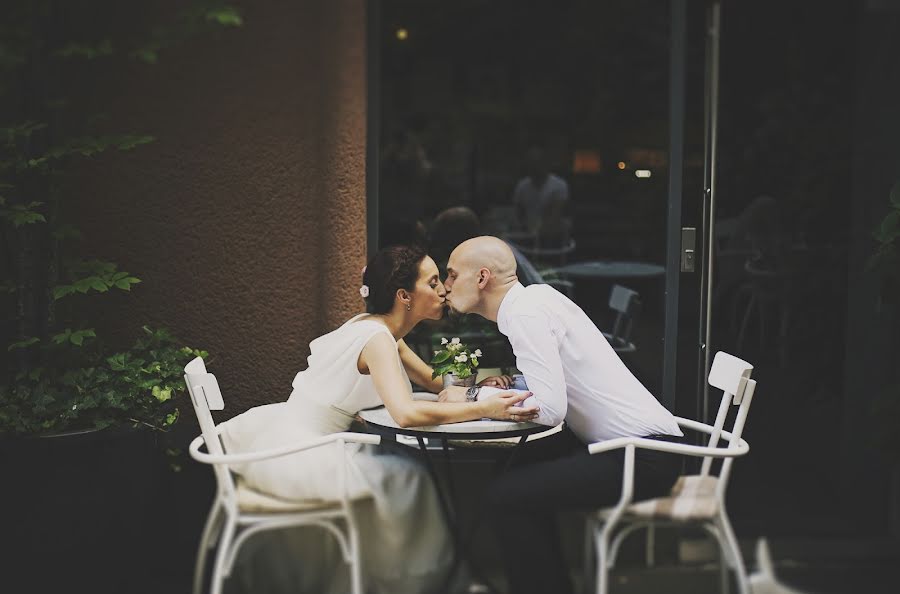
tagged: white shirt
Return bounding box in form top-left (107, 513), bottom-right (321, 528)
top-left (497, 282), bottom-right (683, 443)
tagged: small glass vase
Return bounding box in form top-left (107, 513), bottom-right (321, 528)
top-left (442, 372), bottom-right (477, 389)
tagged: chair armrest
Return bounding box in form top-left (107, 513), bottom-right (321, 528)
top-left (587, 435), bottom-right (749, 458)
top-left (674, 416), bottom-right (739, 442)
top-left (189, 431), bottom-right (382, 466)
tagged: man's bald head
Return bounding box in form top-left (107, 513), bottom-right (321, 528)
top-left (453, 236), bottom-right (518, 281)
top-left (444, 236), bottom-right (519, 321)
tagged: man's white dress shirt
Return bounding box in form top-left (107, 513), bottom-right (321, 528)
top-left (497, 282), bottom-right (682, 444)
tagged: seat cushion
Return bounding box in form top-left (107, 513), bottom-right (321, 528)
top-left (627, 475), bottom-right (720, 520)
top-left (236, 479), bottom-right (341, 513)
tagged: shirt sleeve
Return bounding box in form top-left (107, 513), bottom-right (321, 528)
top-left (503, 312), bottom-right (568, 427)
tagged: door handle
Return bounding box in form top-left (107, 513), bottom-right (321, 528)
top-left (681, 227), bottom-right (696, 272)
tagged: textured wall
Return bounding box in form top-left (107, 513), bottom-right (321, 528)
top-left (68, 0), bottom-right (367, 415)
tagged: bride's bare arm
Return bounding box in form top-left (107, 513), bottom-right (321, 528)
top-left (360, 333), bottom-right (538, 428)
top-left (396, 339), bottom-right (444, 393)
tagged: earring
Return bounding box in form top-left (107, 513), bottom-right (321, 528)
top-left (406, 303), bottom-right (411, 311)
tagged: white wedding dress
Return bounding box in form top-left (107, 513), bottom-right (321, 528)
top-left (219, 315), bottom-right (454, 594)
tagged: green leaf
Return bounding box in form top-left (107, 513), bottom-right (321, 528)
top-left (0, 201), bottom-right (46, 227)
top-left (90, 278), bottom-right (110, 292)
top-left (54, 39), bottom-right (114, 60)
top-left (7, 337), bottom-right (39, 351)
top-left (51, 329), bottom-right (72, 345)
top-left (114, 277), bottom-right (141, 290)
top-left (69, 329), bottom-right (95, 347)
top-left (108, 353), bottom-right (127, 371)
top-left (430, 350), bottom-right (452, 365)
top-left (52, 285), bottom-right (76, 300)
top-left (206, 8), bottom-right (244, 26)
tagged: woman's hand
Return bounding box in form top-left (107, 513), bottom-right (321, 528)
top-left (478, 375), bottom-right (514, 389)
top-left (480, 391), bottom-right (540, 422)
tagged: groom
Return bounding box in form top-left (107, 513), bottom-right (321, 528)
top-left (440, 235), bottom-right (684, 594)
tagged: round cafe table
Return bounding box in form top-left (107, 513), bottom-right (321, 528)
top-left (358, 406), bottom-right (546, 593)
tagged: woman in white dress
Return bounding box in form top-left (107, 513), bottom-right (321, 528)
top-left (219, 244), bottom-right (538, 594)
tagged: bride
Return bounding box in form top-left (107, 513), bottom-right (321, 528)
top-left (219, 244), bottom-right (538, 594)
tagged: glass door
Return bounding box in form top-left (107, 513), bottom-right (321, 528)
top-left (370, 0), bottom-right (708, 407)
top-left (695, 0), bottom-right (900, 538)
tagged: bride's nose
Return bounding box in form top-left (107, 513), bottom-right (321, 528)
top-left (436, 282), bottom-right (447, 297)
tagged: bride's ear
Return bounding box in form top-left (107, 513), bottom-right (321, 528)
top-left (396, 288), bottom-right (411, 309)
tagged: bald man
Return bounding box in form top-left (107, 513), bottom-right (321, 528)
top-left (443, 236), bottom-right (684, 594)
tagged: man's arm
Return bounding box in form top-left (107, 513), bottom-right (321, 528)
top-left (504, 312), bottom-right (568, 426)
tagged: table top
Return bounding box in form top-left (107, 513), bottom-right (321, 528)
top-left (555, 260), bottom-right (665, 279)
top-left (358, 406), bottom-right (546, 440)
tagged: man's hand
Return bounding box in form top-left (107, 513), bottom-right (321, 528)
top-left (438, 385), bottom-right (468, 403)
top-left (478, 375), bottom-right (514, 389)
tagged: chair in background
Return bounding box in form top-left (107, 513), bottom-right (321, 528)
top-left (584, 351), bottom-right (757, 594)
top-left (601, 285), bottom-right (641, 354)
top-left (183, 357), bottom-right (380, 594)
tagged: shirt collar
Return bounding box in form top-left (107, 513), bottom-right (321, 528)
top-left (496, 282), bottom-right (525, 335)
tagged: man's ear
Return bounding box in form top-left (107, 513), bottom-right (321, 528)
top-left (476, 267), bottom-right (492, 289)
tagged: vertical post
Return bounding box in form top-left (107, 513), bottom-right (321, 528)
top-left (697, 0), bottom-right (721, 425)
top-left (365, 0), bottom-right (381, 257)
top-left (662, 0), bottom-right (688, 410)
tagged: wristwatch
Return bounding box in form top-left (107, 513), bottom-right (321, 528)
top-left (465, 385), bottom-right (481, 402)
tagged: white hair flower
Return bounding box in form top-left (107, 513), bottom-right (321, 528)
top-left (359, 285), bottom-right (369, 298)
top-left (451, 337), bottom-right (460, 345)
top-left (474, 349), bottom-right (482, 358)
top-left (441, 337), bottom-right (449, 345)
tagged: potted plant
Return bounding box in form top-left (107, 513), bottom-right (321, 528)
top-left (430, 336), bottom-right (483, 388)
top-left (0, 3), bottom-right (240, 591)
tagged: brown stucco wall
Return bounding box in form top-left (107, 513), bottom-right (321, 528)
top-left (68, 0), bottom-right (367, 414)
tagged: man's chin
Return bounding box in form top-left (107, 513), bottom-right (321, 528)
top-left (444, 304), bottom-right (464, 319)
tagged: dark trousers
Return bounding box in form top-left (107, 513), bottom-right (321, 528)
top-left (485, 427), bottom-right (683, 594)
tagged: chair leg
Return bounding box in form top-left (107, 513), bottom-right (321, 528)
top-left (583, 517), bottom-right (595, 594)
top-left (193, 501), bottom-right (223, 594)
top-left (594, 523), bottom-right (617, 594)
top-left (716, 512), bottom-right (749, 594)
top-left (645, 523), bottom-right (655, 568)
top-left (348, 519), bottom-right (363, 594)
top-left (719, 536), bottom-right (730, 594)
top-left (608, 522), bottom-right (649, 569)
top-left (210, 517), bottom-right (236, 594)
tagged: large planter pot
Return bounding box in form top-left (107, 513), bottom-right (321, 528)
top-left (442, 372), bottom-right (477, 389)
top-left (0, 425), bottom-right (162, 594)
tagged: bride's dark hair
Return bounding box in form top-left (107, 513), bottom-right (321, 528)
top-left (362, 244), bottom-right (427, 314)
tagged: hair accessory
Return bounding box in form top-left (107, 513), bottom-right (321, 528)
top-left (359, 285), bottom-right (369, 298)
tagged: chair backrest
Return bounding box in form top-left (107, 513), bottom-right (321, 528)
top-left (700, 351), bottom-right (757, 499)
top-left (183, 356), bottom-right (236, 499)
top-left (608, 285), bottom-right (641, 344)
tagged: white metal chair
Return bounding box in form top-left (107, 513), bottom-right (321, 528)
top-left (601, 285), bottom-right (641, 353)
top-left (183, 356), bottom-right (380, 594)
top-left (584, 351), bottom-right (757, 594)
